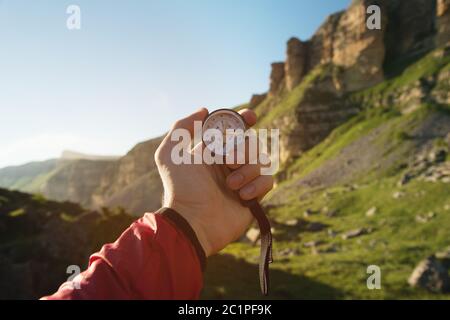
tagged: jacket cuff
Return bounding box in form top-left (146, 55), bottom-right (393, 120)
top-left (156, 207), bottom-right (207, 271)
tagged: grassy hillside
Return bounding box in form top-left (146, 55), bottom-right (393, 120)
top-left (202, 48), bottom-right (450, 299)
top-left (0, 159), bottom-right (57, 193)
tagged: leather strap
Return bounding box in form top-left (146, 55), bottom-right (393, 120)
top-left (158, 202), bottom-right (272, 295)
top-left (241, 199), bottom-right (273, 296)
top-left (157, 207), bottom-right (207, 271)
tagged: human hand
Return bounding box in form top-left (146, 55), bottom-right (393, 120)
top-left (154, 108), bottom-right (274, 256)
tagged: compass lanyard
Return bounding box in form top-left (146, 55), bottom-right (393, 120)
top-left (241, 199), bottom-right (273, 296)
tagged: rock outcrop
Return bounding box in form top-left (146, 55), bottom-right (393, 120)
top-left (286, 0), bottom-right (387, 92)
top-left (269, 62), bottom-right (285, 97)
top-left (308, 11), bottom-right (343, 69)
top-left (437, 0), bottom-right (450, 47)
top-left (285, 38), bottom-right (308, 91)
top-left (249, 93), bottom-right (267, 109)
top-left (329, 0), bottom-right (386, 91)
top-left (278, 65), bottom-right (359, 163)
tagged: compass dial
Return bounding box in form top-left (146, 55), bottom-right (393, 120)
top-left (202, 109), bottom-right (246, 156)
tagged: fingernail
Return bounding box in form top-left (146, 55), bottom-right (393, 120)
top-left (240, 184), bottom-right (255, 199)
top-left (228, 173), bottom-right (244, 189)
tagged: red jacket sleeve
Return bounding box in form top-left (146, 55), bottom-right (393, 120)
top-left (41, 209), bottom-right (205, 300)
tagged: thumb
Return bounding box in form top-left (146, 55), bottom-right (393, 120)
top-left (156, 108), bottom-right (209, 163)
top-left (171, 108), bottom-right (209, 136)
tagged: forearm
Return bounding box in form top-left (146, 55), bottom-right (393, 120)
top-left (41, 209), bottom-right (205, 300)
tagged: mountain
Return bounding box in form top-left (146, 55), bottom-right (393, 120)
top-left (1, 0), bottom-right (449, 299)
top-left (0, 138), bottom-right (164, 215)
top-left (60, 150), bottom-right (120, 161)
top-left (0, 159), bottom-right (58, 193)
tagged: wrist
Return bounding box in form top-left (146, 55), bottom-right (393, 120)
top-left (164, 200), bottom-right (213, 257)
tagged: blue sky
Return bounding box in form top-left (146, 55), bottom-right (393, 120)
top-left (0, 0), bottom-right (349, 167)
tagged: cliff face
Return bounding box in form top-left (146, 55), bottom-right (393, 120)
top-left (42, 160), bottom-right (114, 207)
top-left (251, 0), bottom-right (448, 165)
top-left (269, 62), bottom-right (286, 97)
top-left (92, 137), bottom-right (163, 214)
top-left (285, 38), bottom-right (308, 91)
top-left (306, 0), bottom-right (387, 92)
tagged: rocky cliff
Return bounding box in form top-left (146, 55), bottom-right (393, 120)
top-left (251, 0), bottom-right (449, 166)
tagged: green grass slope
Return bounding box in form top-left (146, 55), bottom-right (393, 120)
top-left (0, 159), bottom-right (57, 193)
top-left (202, 47), bottom-right (450, 299)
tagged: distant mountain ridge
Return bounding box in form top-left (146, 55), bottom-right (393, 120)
top-left (0, 139), bottom-right (163, 215)
top-left (60, 150), bottom-right (120, 161)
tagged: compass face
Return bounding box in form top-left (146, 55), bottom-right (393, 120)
top-left (202, 109), bottom-right (246, 156)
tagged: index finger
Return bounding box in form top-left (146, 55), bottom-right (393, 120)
top-left (238, 108), bottom-right (257, 127)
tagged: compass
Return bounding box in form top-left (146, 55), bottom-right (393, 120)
top-left (202, 109), bottom-right (246, 156)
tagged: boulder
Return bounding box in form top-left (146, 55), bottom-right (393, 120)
top-left (366, 206), bottom-right (377, 217)
top-left (325, 209), bottom-right (338, 218)
top-left (398, 172), bottom-right (414, 186)
top-left (392, 191), bottom-right (405, 199)
top-left (303, 240), bottom-right (323, 248)
top-left (306, 222), bottom-right (327, 232)
top-left (303, 208), bottom-right (318, 218)
top-left (435, 247), bottom-right (450, 269)
top-left (408, 256), bottom-right (450, 293)
top-left (277, 247), bottom-right (301, 258)
top-left (243, 228), bottom-right (260, 245)
top-left (342, 228), bottom-right (369, 240)
top-left (283, 218), bottom-right (302, 227)
top-left (327, 229), bottom-right (337, 238)
top-left (429, 149), bottom-right (447, 163)
top-left (415, 212), bottom-right (436, 223)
